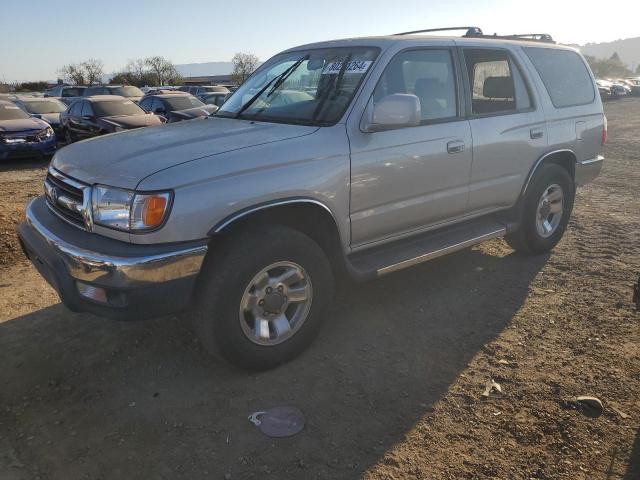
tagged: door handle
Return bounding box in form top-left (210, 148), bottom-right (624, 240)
top-left (447, 140), bottom-right (465, 154)
top-left (530, 128), bottom-right (544, 140)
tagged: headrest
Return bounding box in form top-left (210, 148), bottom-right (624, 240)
top-left (483, 76), bottom-right (514, 99)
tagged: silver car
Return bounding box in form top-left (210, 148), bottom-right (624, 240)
top-left (18, 28), bottom-right (605, 369)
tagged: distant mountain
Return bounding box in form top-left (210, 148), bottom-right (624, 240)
top-left (578, 37), bottom-right (640, 71)
top-left (174, 61), bottom-right (233, 77)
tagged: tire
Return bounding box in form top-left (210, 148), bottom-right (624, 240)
top-left (505, 164), bottom-right (575, 254)
top-left (194, 225), bottom-right (334, 370)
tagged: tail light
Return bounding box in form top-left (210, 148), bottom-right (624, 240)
top-left (602, 115), bottom-right (608, 145)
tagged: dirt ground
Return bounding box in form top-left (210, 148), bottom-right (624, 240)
top-left (0, 98), bottom-right (638, 480)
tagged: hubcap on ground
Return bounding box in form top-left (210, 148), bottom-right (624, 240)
top-left (535, 183), bottom-right (564, 238)
top-left (239, 261), bottom-right (313, 346)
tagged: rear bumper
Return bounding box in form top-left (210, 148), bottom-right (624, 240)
top-left (575, 155), bottom-right (604, 186)
top-left (17, 196), bottom-right (208, 320)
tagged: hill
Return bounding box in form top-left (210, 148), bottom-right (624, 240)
top-left (578, 37), bottom-right (640, 71)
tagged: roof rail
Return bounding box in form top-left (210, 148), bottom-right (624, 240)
top-left (394, 27), bottom-right (555, 43)
top-left (394, 26), bottom-right (483, 37)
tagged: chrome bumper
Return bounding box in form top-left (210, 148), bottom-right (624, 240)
top-left (575, 155), bottom-right (604, 186)
top-left (24, 197), bottom-right (208, 289)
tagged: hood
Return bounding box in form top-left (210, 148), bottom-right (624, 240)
top-left (52, 117), bottom-right (319, 189)
top-left (170, 105), bottom-right (218, 119)
top-left (99, 113), bottom-right (163, 130)
top-left (35, 113), bottom-right (61, 125)
top-left (0, 117), bottom-right (49, 133)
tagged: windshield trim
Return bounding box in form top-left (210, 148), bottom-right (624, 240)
top-left (218, 46), bottom-right (381, 127)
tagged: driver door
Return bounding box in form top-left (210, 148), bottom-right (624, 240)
top-left (348, 48), bottom-right (473, 247)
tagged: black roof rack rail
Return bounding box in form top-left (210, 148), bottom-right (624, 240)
top-left (394, 27), bottom-right (555, 43)
top-left (394, 26), bottom-right (483, 37)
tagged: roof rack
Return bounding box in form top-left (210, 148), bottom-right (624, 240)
top-left (394, 26), bottom-right (555, 43)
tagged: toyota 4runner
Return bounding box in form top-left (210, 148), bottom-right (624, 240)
top-left (18, 27), bottom-right (606, 369)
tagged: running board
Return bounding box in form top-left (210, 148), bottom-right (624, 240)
top-left (348, 217), bottom-right (507, 278)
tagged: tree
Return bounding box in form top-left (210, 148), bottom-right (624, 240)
top-left (15, 81), bottom-right (49, 92)
top-left (584, 53), bottom-right (631, 78)
top-left (231, 52), bottom-right (260, 85)
top-left (82, 58), bottom-right (104, 85)
top-left (144, 56), bottom-right (182, 86)
top-left (57, 63), bottom-right (86, 85)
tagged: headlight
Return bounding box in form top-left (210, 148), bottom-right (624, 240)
top-left (92, 185), bottom-right (172, 232)
top-left (37, 127), bottom-right (54, 140)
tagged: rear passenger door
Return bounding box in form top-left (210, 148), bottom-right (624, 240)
top-left (461, 47), bottom-right (547, 213)
top-left (349, 47), bottom-right (473, 246)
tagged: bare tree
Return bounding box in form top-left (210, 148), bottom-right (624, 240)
top-left (231, 52), bottom-right (260, 85)
top-left (145, 56), bottom-right (182, 86)
top-left (125, 58), bottom-right (147, 83)
top-left (57, 63), bottom-right (86, 85)
top-left (82, 58), bottom-right (104, 85)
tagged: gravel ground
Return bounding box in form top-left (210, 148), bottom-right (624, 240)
top-left (0, 98), bottom-right (638, 480)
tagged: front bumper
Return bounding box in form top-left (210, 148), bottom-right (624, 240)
top-left (0, 136), bottom-right (56, 160)
top-left (17, 196), bottom-right (208, 320)
top-left (575, 155), bottom-right (604, 186)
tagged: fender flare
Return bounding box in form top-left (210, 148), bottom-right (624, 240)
top-left (521, 148), bottom-right (577, 197)
top-left (208, 197), bottom-right (339, 236)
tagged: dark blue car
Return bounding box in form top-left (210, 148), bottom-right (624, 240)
top-left (0, 100), bottom-right (56, 160)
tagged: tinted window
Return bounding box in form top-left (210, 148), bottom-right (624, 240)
top-left (525, 47), bottom-right (595, 108)
top-left (0, 103), bottom-right (29, 120)
top-left (373, 49), bottom-right (457, 122)
top-left (62, 87), bottom-right (86, 97)
top-left (164, 96), bottom-right (205, 110)
top-left (81, 101), bottom-right (94, 117)
top-left (139, 97), bottom-right (153, 111)
top-left (68, 101), bottom-right (82, 116)
top-left (463, 49), bottom-right (531, 115)
top-left (93, 99), bottom-right (144, 117)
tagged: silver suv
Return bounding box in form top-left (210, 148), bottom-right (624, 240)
top-left (18, 28), bottom-right (605, 369)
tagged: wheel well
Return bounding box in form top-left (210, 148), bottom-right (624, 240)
top-left (212, 202), bottom-right (348, 278)
top-left (540, 150), bottom-right (576, 180)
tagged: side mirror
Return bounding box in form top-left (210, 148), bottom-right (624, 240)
top-left (361, 94), bottom-right (421, 132)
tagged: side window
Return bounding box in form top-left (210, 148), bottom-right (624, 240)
top-left (151, 98), bottom-right (165, 112)
top-left (140, 97), bottom-right (152, 111)
top-left (81, 101), bottom-right (94, 117)
top-left (373, 49), bottom-right (457, 122)
top-left (69, 101), bottom-right (82, 116)
top-left (524, 47), bottom-right (595, 108)
top-left (463, 49), bottom-right (531, 115)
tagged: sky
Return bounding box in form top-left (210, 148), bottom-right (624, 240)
top-left (1, 0), bottom-right (638, 82)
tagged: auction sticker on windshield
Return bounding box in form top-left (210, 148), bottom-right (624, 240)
top-left (322, 60), bottom-right (372, 75)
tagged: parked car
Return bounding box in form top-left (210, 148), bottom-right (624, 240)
top-left (196, 91), bottom-right (228, 107)
top-left (13, 97), bottom-right (67, 137)
top-left (596, 80), bottom-right (612, 100)
top-left (178, 85), bottom-right (230, 96)
top-left (0, 100), bottom-right (56, 160)
top-left (18, 28), bottom-right (605, 370)
top-left (0, 93), bottom-right (18, 102)
top-left (44, 85), bottom-right (87, 105)
top-left (83, 85), bottom-right (144, 103)
top-left (139, 92), bottom-right (217, 122)
top-left (60, 95), bottom-right (163, 143)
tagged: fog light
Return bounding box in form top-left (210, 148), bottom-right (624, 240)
top-left (77, 282), bottom-right (108, 303)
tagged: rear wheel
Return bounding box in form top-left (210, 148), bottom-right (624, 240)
top-left (194, 225), bottom-right (334, 370)
top-left (506, 164), bottom-right (574, 254)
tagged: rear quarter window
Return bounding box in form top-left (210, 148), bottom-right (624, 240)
top-left (524, 47), bottom-right (595, 108)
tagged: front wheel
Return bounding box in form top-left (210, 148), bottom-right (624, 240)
top-left (505, 164), bottom-right (575, 254)
top-left (194, 225), bottom-right (334, 370)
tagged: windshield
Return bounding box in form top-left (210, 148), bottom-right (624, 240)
top-left (0, 103), bottom-right (30, 120)
top-left (164, 96), bottom-right (205, 110)
top-left (217, 47), bottom-right (379, 126)
top-left (111, 86), bottom-right (144, 97)
top-left (62, 87), bottom-right (86, 97)
top-left (93, 99), bottom-right (144, 117)
top-left (22, 99), bottom-right (67, 114)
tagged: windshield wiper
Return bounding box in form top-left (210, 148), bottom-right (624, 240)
top-left (311, 54), bottom-right (352, 123)
top-left (234, 55), bottom-right (309, 119)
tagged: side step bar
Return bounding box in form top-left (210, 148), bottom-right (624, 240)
top-left (348, 217), bottom-right (507, 278)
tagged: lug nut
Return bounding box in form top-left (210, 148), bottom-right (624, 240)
top-left (266, 287), bottom-right (272, 294)
top-left (278, 286), bottom-right (284, 292)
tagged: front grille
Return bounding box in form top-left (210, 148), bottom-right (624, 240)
top-left (45, 170), bottom-right (88, 229)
